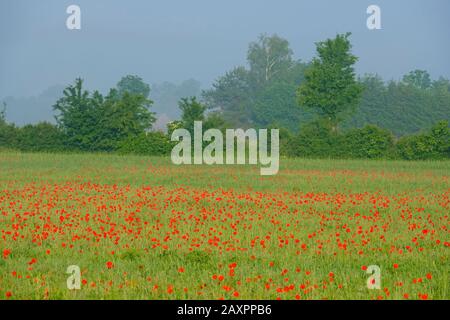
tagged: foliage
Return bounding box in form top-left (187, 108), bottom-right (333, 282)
top-left (53, 78), bottom-right (102, 150)
top-left (1, 33), bottom-right (449, 161)
top-left (297, 33), bottom-right (363, 131)
top-left (203, 34), bottom-right (308, 131)
top-left (247, 33), bottom-right (295, 87)
top-left (396, 120), bottom-right (449, 160)
top-left (15, 122), bottom-right (66, 152)
top-left (117, 132), bottom-right (172, 156)
top-left (178, 97), bottom-right (206, 133)
top-left (202, 67), bottom-right (253, 127)
top-left (344, 72), bottom-right (450, 136)
top-left (116, 75), bottom-right (151, 98)
top-left (54, 78), bottom-right (155, 151)
top-left (339, 125), bottom-right (394, 159)
top-left (93, 90), bottom-right (156, 151)
top-left (0, 103), bottom-right (18, 148)
top-left (287, 120), bottom-right (337, 158)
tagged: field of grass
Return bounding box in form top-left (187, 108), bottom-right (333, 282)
top-left (0, 151), bottom-right (448, 300)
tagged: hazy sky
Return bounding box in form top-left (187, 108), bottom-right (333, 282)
top-left (1, 0), bottom-right (449, 97)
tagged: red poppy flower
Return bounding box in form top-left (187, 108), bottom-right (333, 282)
top-left (3, 249), bottom-right (11, 259)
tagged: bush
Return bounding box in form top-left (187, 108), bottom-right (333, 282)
top-left (117, 132), bottom-right (172, 156)
top-left (16, 122), bottom-right (66, 152)
top-left (0, 107), bottom-right (18, 148)
top-left (340, 125), bottom-right (394, 159)
top-left (287, 120), bottom-right (337, 158)
top-left (0, 123), bottom-right (17, 148)
top-left (396, 120), bottom-right (449, 160)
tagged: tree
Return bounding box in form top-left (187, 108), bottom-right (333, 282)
top-left (247, 34), bottom-right (294, 87)
top-left (403, 70), bottom-right (431, 89)
top-left (54, 78), bottom-right (155, 151)
top-left (175, 97), bottom-right (226, 136)
top-left (53, 78), bottom-right (100, 150)
top-left (0, 102), bottom-right (18, 148)
top-left (253, 81), bottom-right (305, 130)
top-left (343, 73), bottom-right (450, 136)
top-left (297, 33), bottom-right (363, 132)
top-left (396, 120), bottom-right (449, 160)
top-left (202, 67), bottom-right (252, 127)
top-left (16, 122), bottom-right (65, 152)
top-left (179, 97), bottom-right (206, 133)
top-left (343, 74), bottom-right (388, 129)
top-left (117, 75), bottom-right (151, 98)
top-left (94, 90), bottom-right (156, 151)
top-left (203, 35), bottom-right (308, 129)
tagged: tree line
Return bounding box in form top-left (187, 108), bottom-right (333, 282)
top-left (0, 33), bottom-right (449, 160)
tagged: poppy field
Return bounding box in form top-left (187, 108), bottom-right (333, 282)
top-left (0, 152), bottom-right (448, 300)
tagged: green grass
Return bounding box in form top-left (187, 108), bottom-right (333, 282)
top-left (0, 151), bottom-right (448, 300)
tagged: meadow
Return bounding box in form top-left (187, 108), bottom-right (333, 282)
top-left (0, 151), bottom-right (448, 299)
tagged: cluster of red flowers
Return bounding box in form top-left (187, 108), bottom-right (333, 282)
top-left (0, 180), bottom-right (447, 299)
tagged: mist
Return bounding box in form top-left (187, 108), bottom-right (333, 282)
top-left (1, 0), bottom-right (449, 125)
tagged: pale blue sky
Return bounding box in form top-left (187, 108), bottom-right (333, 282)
top-left (1, 0), bottom-right (449, 97)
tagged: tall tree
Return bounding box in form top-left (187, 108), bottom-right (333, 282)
top-left (54, 78), bottom-right (155, 151)
top-left (202, 67), bottom-right (252, 127)
top-left (402, 70), bottom-right (431, 89)
top-left (343, 74), bottom-right (387, 129)
top-left (117, 75), bottom-right (151, 98)
top-left (297, 33), bottom-right (363, 132)
top-left (247, 34), bottom-right (294, 87)
top-left (0, 102), bottom-right (18, 148)
top-left (203, 34), bottom-right (307, 129)
top-left (53, 78), bottom-right (101, 150)
top-left (94, 89), bottom-right (155, 151)
top-left (179, 97), bottom-right (206, 134)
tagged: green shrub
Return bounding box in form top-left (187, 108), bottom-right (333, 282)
top-left (16, 122), bottom-right (66, 152)
top-left (117, 132), bottom-right (172, 156)
top-left (340, 125), bottom-right (394, 159)
top-left (0, 108), bottom-right (18, 148)
top-left (287, 120), bottom-right (337, 158)
top-left (396, 120), bottom-right (449, 160)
